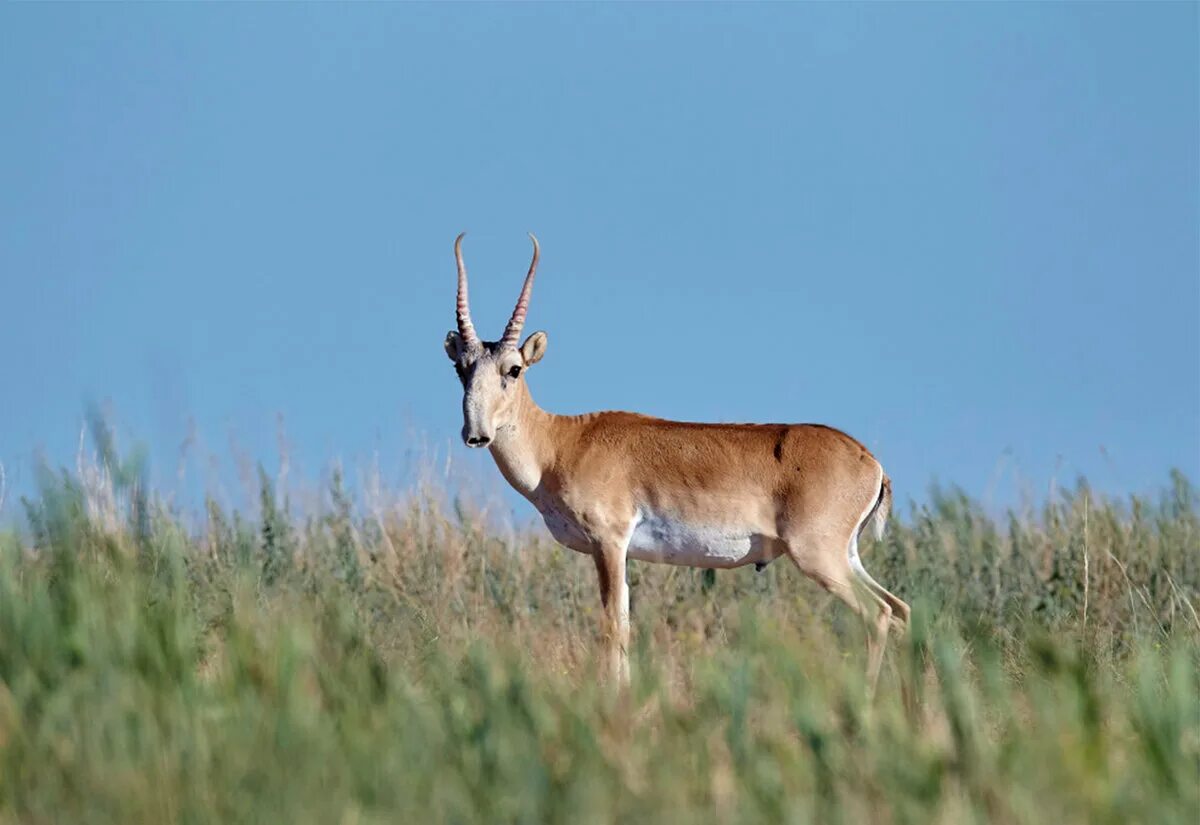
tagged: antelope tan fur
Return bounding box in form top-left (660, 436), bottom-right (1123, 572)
top-left (443, 234), bottom-right (910, 692)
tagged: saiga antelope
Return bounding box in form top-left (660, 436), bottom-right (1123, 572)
top-left (443, 234), bottom-right (910, 692)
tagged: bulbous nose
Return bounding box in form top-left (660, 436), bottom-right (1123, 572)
top-left (462, 424), bottom-right (492, 448)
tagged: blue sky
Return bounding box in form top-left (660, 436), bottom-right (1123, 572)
top-left (1, 3), bottom-right (1196, 518)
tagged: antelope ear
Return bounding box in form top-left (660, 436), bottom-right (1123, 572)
top-left (520, 331), bottom-right (548, 366)
top-left (444, 331), bottom-right (463, 362)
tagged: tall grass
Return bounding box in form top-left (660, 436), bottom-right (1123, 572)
top-left (0, 425), bottom-right (1196, 823)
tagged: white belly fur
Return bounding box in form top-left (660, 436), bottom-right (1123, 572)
top-left (626, 510), bottom-right (778, 569)
top-left (535, 498), bottom-right (779, 569)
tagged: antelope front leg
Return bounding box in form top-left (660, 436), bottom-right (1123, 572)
top-left (592, 542), bottom-right (630, 687)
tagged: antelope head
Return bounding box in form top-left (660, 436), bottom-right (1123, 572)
top-left (443, 233), bottom-right (548, 448)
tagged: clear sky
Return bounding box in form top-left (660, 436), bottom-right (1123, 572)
top-left (1, 3), bottom-right (1197, 518)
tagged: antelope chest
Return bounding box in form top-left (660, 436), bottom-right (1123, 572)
top-left (534, 498), bottom-right (593, 554)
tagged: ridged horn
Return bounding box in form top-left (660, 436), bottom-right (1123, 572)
top-left (453, 232), bottom-right (479, 348)
top-left (499, 233), bottom-right (540, 349)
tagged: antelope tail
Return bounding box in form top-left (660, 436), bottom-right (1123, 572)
top-left (860, 472), bottom-right (892, 543)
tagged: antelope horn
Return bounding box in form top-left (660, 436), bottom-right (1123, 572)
top-left (500, 233), bottom-right (540, 349)
top-left (454, 232), bottom-right (479, 348)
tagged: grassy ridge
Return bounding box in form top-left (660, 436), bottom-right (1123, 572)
top-left (0, 436), bottom-right (1196, 823)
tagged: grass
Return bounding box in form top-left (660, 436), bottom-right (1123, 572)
top-left (0, 423), bottom-right (1196, 823)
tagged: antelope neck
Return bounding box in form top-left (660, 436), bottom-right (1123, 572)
top-left (487, 381), bottom-right (567, 499)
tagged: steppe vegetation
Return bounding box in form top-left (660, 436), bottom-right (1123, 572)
top-left (0, 420), bottom-right (1196, 823)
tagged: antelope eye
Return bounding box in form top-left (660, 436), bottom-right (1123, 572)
top-left (508, 365), bottom-right (522, 379)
